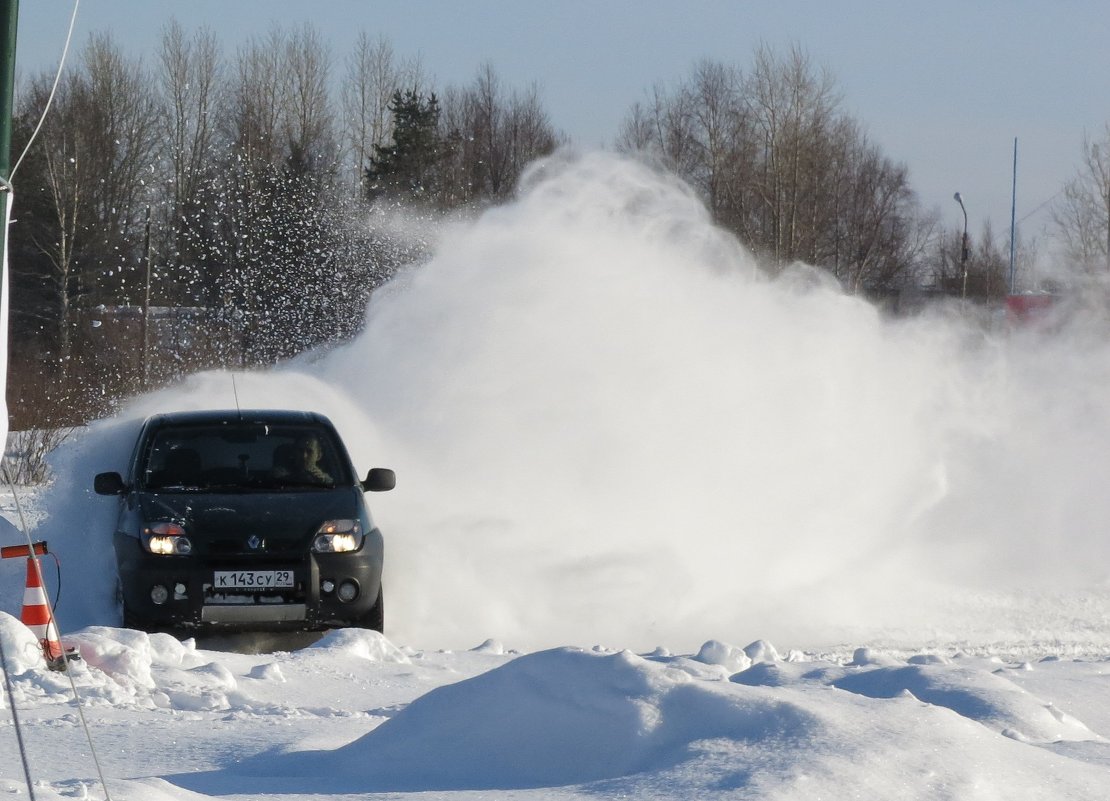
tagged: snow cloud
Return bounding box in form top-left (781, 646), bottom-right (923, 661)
top-left (34, 151), bottom-right (1110, 652)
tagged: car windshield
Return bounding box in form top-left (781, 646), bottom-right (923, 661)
top-left (140, 423), bottom-right (348, 491)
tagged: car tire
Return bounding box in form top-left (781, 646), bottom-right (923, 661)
top-left (360, 585), bottom-right (384, 633)
top-left (116, 578), bottom-right (142, 630)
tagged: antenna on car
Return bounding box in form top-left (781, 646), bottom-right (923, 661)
top-left (231, 372), bottom-right (243, 420)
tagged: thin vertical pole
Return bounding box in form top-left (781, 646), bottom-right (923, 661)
top-left (0, 1), bottom-right (19, 457)
top-left (141, 206), bottom-right (152, 389)
top-left (1009, 137), bottom-right (1018, 293)
top-left (0, 0), bottom-right (16, 182)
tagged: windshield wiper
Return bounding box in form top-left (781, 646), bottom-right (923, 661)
top-left (269, 479), bottom-right (336, 490)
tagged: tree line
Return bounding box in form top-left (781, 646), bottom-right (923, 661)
top-left (8, 27), bottom-right (1099, 429)
top-left (8, 23), bottom-right (557, 427)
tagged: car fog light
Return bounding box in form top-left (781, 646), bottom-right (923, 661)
top-left (337, 580), bottom-right (359, 603)
top-left (174, 583), bottom-right (187, 598)
top-left (321, 580), bottom-right (335, 594)
top-left (151, 584), bottom-right (170, 605)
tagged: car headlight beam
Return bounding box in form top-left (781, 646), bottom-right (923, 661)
top-left (312, 519), bottom-right (364, 553)
top-left (144, 522), bottom-right (192, 556)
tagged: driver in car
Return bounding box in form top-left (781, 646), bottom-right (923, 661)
top-left (272, 434), bottom-right (333, 484)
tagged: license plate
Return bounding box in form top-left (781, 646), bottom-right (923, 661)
top-left (212, 570), bottom-right (294, 590)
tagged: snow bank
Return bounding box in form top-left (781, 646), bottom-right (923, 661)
top-left (308, 627), bottom-right (410, 662)
top-left (0, 610), bottom-right (45, 675)
top-left (65, 625), bottom-right (202, 690)
top-left (171, 640), bottom-right (1110, 798)
top-left (733, 654), bottom-right (1100, 744)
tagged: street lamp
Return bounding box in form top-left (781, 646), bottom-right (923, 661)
top-left (953, 192), bottom-right (969, 298)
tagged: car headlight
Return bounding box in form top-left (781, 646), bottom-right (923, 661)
top-left (312, 519), bottom-right (364, 553)
top-left (144, 522), bottom-right (193, 556)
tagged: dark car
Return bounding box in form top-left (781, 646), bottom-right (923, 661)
top-left (94, 409), bottom-right (395, 633)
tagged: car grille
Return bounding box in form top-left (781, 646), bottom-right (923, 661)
top-left (205, 538), bottom-right (304, 556)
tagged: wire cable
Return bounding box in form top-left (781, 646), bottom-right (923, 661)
top-left (2, 460), bottom-right (114, 801)
top-left (1, 183), bottom-right (112, 799)
top-left (0, 443), bottom-right (40, 801)
top-left (1017, 189), bottom-right (1063, 226)
top-left (49, 551), bottom-right (61, 611)
top-left (1, 1), bottom-right (104, 796)
top-left (10, 0), bottom-right (81, 182)
top-left (0, 626), bottom-right (37, 800)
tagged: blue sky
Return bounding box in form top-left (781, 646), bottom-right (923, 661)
top-left (17, 1), bottom-right (1110, 244)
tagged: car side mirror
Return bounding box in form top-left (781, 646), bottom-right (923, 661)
top-left (361, 468), bottom-right (396, 493)
top-left (94, 471), bottom-right (128, 496)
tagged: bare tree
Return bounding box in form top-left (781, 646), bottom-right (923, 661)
top-left (688, 60), bottom-right (751, 229)
top-left (16, 34), bottom-right (159, 357)
top-left (341, 32), bottom-right (425, 191)
top-left (443, 63), bottom-right (557, 204)
top-left (227, 27), bottom-right (288, 165)
top-left (1053, 126), bottom-right (1110, 273)
top-left (19, 74), bottom-right (85, 361)
top-left (745, 44), bottom-right (841, 264)
top-left (6, 34), bottom-right (161, 420)
top-left (282, 23), bottom-right (335, 173)
top-left (80, 33), bottom-right (161, 255)
top-left (615, 100), bottom-right (655, 152)
top-left (616, 46), bottom-right (923, 295)
top-left (157, 19), bottom-right (222, 308)
top-left (616, 81), bottom-right (701, 177)
top-left (158, 19), bottom-right (221, 223)
top-left (829, 124), bottom-right (920, 293)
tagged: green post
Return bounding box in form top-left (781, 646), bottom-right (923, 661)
top-left (0, 1), bottom-right (17, 437)
top-left (0, 0), bottom-right (17, 182)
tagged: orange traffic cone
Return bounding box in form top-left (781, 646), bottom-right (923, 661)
top-left (21, 557), bottom-right (69, 671)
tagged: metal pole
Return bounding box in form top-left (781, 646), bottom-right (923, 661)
top-left (0, 1), bottom-right (16, 182)
top-left (954, 192), bottom-right (969, 298)
top-left (142, 206), bottom-right (152, 389)
top-left (1009, 138), bottom-right (1017, 293)
top-left (0, 0), bottom-right (19, 304)
top-left (0, 1), bottom-right (19, 455)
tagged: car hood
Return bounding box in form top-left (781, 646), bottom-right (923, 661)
top-left (137, 489), bottom-right (362, 555)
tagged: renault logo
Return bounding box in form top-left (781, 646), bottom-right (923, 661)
top-left (246, 535), bottom-right (263, 550)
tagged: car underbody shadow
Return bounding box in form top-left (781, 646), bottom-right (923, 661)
top-left (177, 628), bottom-right (328, 654)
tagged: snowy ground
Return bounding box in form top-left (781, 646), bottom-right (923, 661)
top-left (6, 152), bottom-right (1110, 798)
top-left (3, 615), bottom-right (1110, 800)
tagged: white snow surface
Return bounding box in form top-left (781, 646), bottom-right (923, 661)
top-left (3, 616), bottom-right (1110, 800)
top-left (5, 152), bottom-right (1110, 797)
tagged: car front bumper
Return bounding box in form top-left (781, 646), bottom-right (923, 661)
top-left (114, 530), bottom-right (384, 631)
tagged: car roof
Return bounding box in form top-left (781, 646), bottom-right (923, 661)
top-left (143, 409), bottom-right (334, 429)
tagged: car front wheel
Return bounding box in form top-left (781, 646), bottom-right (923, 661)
top-left (116, 578), bottom-right (142, 630)
top-left (358, 585), bottom-right (384, 633)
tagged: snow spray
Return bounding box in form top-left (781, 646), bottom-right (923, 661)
top-left (33, 151), bottom-right (1110, 653)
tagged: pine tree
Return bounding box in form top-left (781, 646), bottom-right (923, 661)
top-left (365, 89), bottom-right (446, 204)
